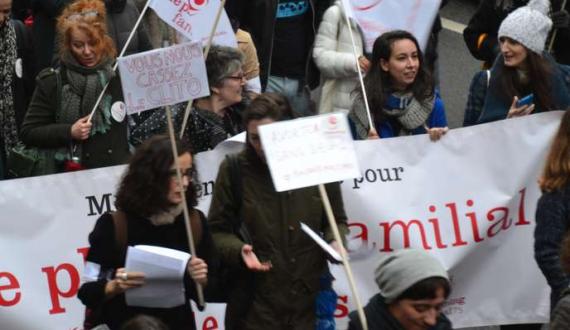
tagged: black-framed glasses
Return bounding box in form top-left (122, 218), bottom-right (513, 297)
top-left (226, 74), bottom-right (246, 81)
top-left (168, 167), bottom-right (195, 178)
top-left (67, 10), bottom-right (99, 21)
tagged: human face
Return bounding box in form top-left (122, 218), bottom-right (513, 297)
top-left (0, 0), bottom-right (11, 27)
top-left (216, 69), bottom-right (245, 106)
top-left (69, 28), bottom-right (102, 68)
top-left (247, 118), bottom-right (275, 162)
top-left (380, 38), bottom-right (420, 91)
top-left (500, 37), bottom-right (528, 68)
top-left (388, 287), bottom-right (446, 330)
top-left (167, 153), bottom-right (193, 205)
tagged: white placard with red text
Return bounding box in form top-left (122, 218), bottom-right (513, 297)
top-left (258, 113), bottom-right (361, 192)
top-left (149, 0), bottom-right (237, 48)
top-left (117, 42), bottom-right (209, 114)
top-left (340, 0), bottom-right (441, 52)
top-left (0, 112), bottom-right (562, 329)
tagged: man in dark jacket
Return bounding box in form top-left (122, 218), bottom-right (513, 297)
top-left (225, 0), bottom-right (333, 117)
top-left (463, 0), bottom-right (570, 67)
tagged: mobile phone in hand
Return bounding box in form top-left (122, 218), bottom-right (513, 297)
top-left (516, 94), bottom-right (534, 107)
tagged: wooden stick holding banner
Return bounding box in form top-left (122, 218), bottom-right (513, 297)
top-left (548, 0), bottom-right (568, 52)
top-left (179, 0), bottom-right (227, 139)
top-left (165, 104), bottom-right (206, 308)
top-left (87, 0), bottom-right (152, 122)
top-left (258, 113), bottom-right (369, 330)
top-left (339, 0), bottom-right (374, 135)
top-left (318, 184), bottom-right (369, 330)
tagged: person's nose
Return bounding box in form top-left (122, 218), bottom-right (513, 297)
top-left (424, 309), bottom-right (437, 327)
top-left (84, 45), bottom-right (94, 56)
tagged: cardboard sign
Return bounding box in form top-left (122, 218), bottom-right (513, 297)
top-left (117, 42), bottom-right (209, 114)
top-left (150, 0), bottom-right (236, 47)
top-left (258, 113), bottom-right (361, 192)
top-left (340, 0), bottom-right (441, 52)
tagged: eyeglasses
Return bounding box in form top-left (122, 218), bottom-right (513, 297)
top-left (226, 74), bottom-right (246, 81)
top-left (67, 10), bottom-right (99, 21)
top-left (168, 167), bottom-right (195, 179)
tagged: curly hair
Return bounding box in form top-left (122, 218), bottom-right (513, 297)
top-left (540, 110), bottom-right (570, 192)
top-left (57, 0), bottom-right (116, 60)
top-left (115, 135), bottom-right (197, 218)
top-left (354, 30), bottom-right (434, 124)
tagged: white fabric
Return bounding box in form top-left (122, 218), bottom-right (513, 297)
top-left (313, 1), bottom-right (364, 114)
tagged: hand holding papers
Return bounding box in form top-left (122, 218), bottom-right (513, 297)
top-left (300, 222), bottom-right (343, 263)
top-left (124, 245), bottom-right (191, 308)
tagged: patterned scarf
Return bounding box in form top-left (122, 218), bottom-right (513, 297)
top-left (0, 21), bottom-right (19, 153)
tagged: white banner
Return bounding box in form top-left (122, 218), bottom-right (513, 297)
top-left (340, 0), bottom-right (441, 52)
top-left (0, 112), bottom-right (561, 329)
top-left (117, 42), bottom-right (209, 114)
top-left (149, 0), bottom-right (237, 48)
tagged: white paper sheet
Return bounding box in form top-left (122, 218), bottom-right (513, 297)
top-left (125, 245), bottom-right (191, 308)
top-left (300, 222), bottom-right (343, 262)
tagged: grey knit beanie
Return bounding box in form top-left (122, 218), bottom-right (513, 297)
top-left (374, 249), bottom-right (449, 303)
top-left (498, 0), bottom-right (552, 54)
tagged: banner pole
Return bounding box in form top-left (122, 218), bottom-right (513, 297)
top-left (548, 0), bottom-right (568, 52)
top-left (88, 0), bottom-right (152, 122)
top-left (340, 1), bottom-right (374, 133)
top-left (179, 0), bottom-right (227, 138)
top-left (165, 104), bottom-right (206, 308)
top-left (318, 184), bottom-right (368, 330)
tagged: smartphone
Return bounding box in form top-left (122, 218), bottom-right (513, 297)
top-left (516, 94), bottom-right (534, 107)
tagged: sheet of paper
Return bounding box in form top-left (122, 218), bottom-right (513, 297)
top-left (300, 222), bottom-right (342, 262)
top-left (125, 245), bottom-right (191, 308)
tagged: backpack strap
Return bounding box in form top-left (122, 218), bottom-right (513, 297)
top-left (226, 154), bottom-right (252, 244)
top-left (111, 211), bottom-right (128, 263)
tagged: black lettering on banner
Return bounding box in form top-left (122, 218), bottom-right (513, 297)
top-left (85, 193), bottom-right (114, 216)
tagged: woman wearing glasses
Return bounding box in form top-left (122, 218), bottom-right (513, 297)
top-left (78, 135), bottom-right (213, 330)
top-left (20, 0), bottom-right (129, 173)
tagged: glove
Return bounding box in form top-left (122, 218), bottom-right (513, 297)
top-left (552, 10), bottom-right (570, 29)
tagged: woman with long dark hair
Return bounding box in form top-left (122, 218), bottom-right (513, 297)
top-left (464, 0), bottom-right (570, 126)
top-left (78, 135), bottom-right (213, 330)
top-left (348, 30), bottom-right (448, 141)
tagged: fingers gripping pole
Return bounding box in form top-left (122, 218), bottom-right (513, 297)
top-left (179, 0), bottom-right (227, 138)
top-left (340, 1), bottom-right (374, 131)
top-left (318, 184), bottom-right (368, 330)
top-left (88, 0), bottom-right (152, 122)
top-left (165, 105), bottom-right (206, 308)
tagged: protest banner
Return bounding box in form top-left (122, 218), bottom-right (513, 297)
top-left (340, 0), bottom-right (441, 52)
top-left (117, 42), bottom-right (210, 114)
top-left (149, 0), bottom-right (236, 47)
top-left (0, 112), bottom-right (561, 329)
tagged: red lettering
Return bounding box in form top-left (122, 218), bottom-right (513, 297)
top-left (202, 316), bottom-right (219, 330)
top-left (465, 200), bottom-right (484, 243)
top-left (334, 295), bottom-right (349, 318)
top-left (76, 247), bottom-right (89, 263)
top-left (428, 205), bottom-right (448, 249)
top-left (487, 207), bottom-right (511, 237)
top-left (380, 220), bottom-right (432, 252)
top-left (41, 263), bottom-right (80, 314)
top-left (515, 188), bottom-right (531, 226)
top-left (446, 202), bottom-right (468, 247)
top-left (0, 272), bottom-right (21, 306)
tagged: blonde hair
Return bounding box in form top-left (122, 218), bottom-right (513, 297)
top-left (57, 0), bottom-right (116, 60)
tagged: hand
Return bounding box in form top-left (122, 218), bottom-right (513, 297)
top-left (187, 257), bottom-right (208, 286)
top-left (70, 115), bottom-right (92, 140)
top-left (367, 127), bottom-right (379, 140)
top-left (105, 268), bottom-right (145, 297)
top-left (427, 127), bottom-right (448, 142)
top-left (358, 56), bottom-right (371, 73)
top-left (241, 244), bottom-right (272, 272)
top-left (507, 96), bottom-right (535, 119)
top-left (552, 10), bottom-right (570, 29)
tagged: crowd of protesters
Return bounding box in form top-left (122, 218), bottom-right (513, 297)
top-left (3, 0), bottom-right (570, 329)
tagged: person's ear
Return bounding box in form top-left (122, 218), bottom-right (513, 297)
top-left (380, 58), bottom-right (389, 72)
top-left (211, 86), bottom-right (220, 94)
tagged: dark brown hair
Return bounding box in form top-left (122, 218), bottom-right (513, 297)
top-left (242, 92), bottom-right (290, 127)
top-left (540, 110), bottom-right (570, 192)
top-left (396, 276), bottom-right (451, 302)
top-left (115, 135), bottom-right (197, 218)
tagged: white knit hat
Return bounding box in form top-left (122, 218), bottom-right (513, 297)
top-left (498, 0), bottom-right (553, 54)
top-left (374, 249), bottom-right (449, 303)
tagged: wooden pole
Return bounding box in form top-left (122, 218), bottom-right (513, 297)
top-left (318, 184), bottom-right (368, 330)
top-left (165, 105), bottom-right (206, 308)
top-left (179, 0), bottom-right (227, 138)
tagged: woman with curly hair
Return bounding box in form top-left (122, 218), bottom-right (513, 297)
top-left (78, 135), bottom-right (213, 330)
top-left (535, 110), bottom-right (570, 314)
top-left (20, 0), bottom-right (129, 173)
top-left (348, 30), bottom-right (448, 141)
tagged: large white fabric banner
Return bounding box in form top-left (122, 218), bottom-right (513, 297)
top-left (0, 112), bottom-right (561, 329)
